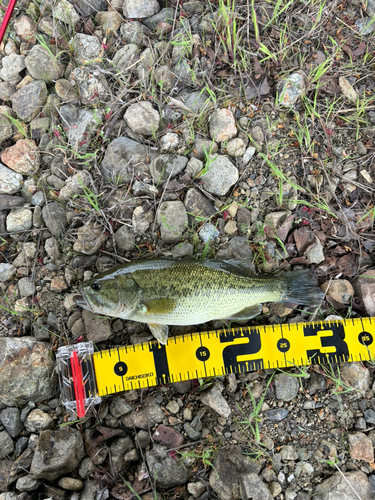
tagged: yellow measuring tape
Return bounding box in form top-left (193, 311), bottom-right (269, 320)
top-left (57, 316), bottom-right (375, 417)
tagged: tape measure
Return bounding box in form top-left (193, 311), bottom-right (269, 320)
top-left (57, 316), bottom-right (375, 418)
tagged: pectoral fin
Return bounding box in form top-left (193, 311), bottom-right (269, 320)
top-left (224, 304), bottom-right (262, 320)
top-left (148, 323), bottom-right (169, 345)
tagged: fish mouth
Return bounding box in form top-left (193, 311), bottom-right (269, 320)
top-left (73, 293), bottom-right (92, 311)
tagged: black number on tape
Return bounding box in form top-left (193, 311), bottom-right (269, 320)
top-left (304, 323), bottom-right (349, 362)
top-left (277, 338), bottom-right (290, 353)
top-left (220, 328), bottom-right (263, 373)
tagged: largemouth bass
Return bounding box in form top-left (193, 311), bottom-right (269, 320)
top-left (74, 259), bottom-right (323, 344)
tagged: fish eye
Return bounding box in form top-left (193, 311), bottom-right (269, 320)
top-left (91, 282), bottom-right (101, 291)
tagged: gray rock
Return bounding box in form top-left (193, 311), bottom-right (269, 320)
top-left (0, 407), bottom-right (23, 438)
top-left (112, 44), bottom-right (139, 74)
top-left (265, 408), bottom-right (289, 421)
top-left (123, 0), bottom-right (160, 18)
top-left (340, 362), bottom-right (371, 392)
top-left (171, 241), bottom-right (194, 257)
top-left (30, 191), bottom-right (45, 207)
top-left (59, 170), bottom-right (91, 200)
top-left (25, 409), bottom-right (53, 433)
top-left (209, 108), bottom-right (237, 143)
top-left (200, 384), bottom-right (231, 418)
top-left (0, 54), bottom-right (25, 81)
top-left (142, 7), bottom-right (174, 29)
top-left (229, 236), bottom-right (253, 260)
top-left (209, 445), bottom-right (261, 500)
top-left (120, 21), bottom-right (146, 45)
top-left (188, 482), bottom-right (206, 498)
top-left (0, 263), bottom-right (16, 282)
top-left (355, 17), bottom-right (375, 35)
top-left (157, 201), bottom-right (188, 243)
top-left (184, 188), bottom-right (216, 219)
top-left (72, 34), bottom-right (102, 64)
top-left (122, 398), bottom-right (164, 429)
top-left (154, 65), bottom-right (175, 92)
top-left (146, 445), bottom-right (189, 488)
top-left (124, 101), bottom-right (160, 136)
top-left (191, 135), bottom-right (218, 160)
top-left (307, 370), bottom-right (327, 395)
top-left (16, 475), bottom-right (40, 492)
top-left (135, 430), bottom-right (150, 449)
top-left (61, 106), bottom-right (102, 149)
top-left (55, 79), bottom-right (79, 101)
top-left (0, 195), bottom-right (24, 210)
top-left (0, 459), bottom-right (12, 492)
top-left (11, 80), bottom-right (47, 122)
top-left (25, 45), bottom-right (65, 83)
top-left (201, 155), bottom-right (238, 196)
top-left (159, 133), bottom-right (179, 153)
top-left (109, 396), bottom-right (132, 418)
top-left (186, 158), bottom-right (203, 178)
top-left (42, 202), bottom-right (67, 237)
top-left (0, 430), bottom-right (14, 458)
top-left (82, 310), bottom-right (111, 342)
top-left (0, 108), bottom-right (14, 142)
top-left (274, 373), bottom-right (299, 401)
top-left (73, 222), bottom-right (107, 255)
top-left (278, 71), bottom-right (308, 107)
top-left (295, 462), bottom-right (314, 477)
top-left (199, 223), bottom-right (219, 243)
top-left (30, 428), bottom-right (84, 481)
top-left (313, 470), bottom-right (370, 500)
top-left (365, 0), bottom-right (375, 15)
top-left (70, 66), bottom-right (109, 106)
top-left (110, 436), bottom-right (134, 474)
top-left (184, 416), bottom-right (201, 440)
top-left (114, 225), bottom-right (135, 251)
top-left (306, 236), bottom-right (325, 264)
top-left (173, 59), bottom-right (196, 85)
top-left (0, 79), bottom-right (20, 101)
top-left (240, 473), bottom-right (273, 500)
top-left (227, 138), bottom-right (246, 157)
top-left (100, 137), bottom-right (148, 183)
top-left (54, 0), bottom-right (80, 25)
top-left (0, 164), bottom-right (23, 195)
top-left (71, 0), bottom-right (107, 17)
top-left (281, 445), bottom-right (298, 461)
top-left (0, 337), bottom-right (55, 405)
top-left (6, 208), bottom-right (32, 232)
top-left (132, 206), bottom-right (155, 234)
top-left (18, 277), bottom-right (36, 298)
top-left (80, 480), bottom-right (97, 500)
top-left (150, 154), bottom-right (188, 183)
top-left (182, 90), bottom-right (212, 113)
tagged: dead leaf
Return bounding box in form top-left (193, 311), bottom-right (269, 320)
top-left (259, 76), bottom-right (270, 95)
top-left (339, 76), bottom-right (358, 104)
top-left (254, 57), bottom-right (265, 76)
top-left (293, 226), bottom-right (316, 253)
top-left (353, 41), bottom-right (366, 56)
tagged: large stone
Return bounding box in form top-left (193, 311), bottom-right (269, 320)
top-left (112, 44), bottom-right (139, 74)
top-left (59, 170), bottom-right (92, 200)
top-left (0, 107), bottom-right (14, 142)
top-left (313, 470), bottom-right (370, 500)
top-left (0, 407), bottom-right (24, 438)
top-left (71, 34), bottom-right (102, 64)
top-left (132, 206), bottom-right (154, 234)
top-left (184, 187), bottom-right (216, 219)
top-left (200, 384), bottom-right (231, 418)
top-left (0, 54), bottom-right (25, 82)
top-left (71, 0), bottom-right (107, 17)
top-left (123, 0), bottom-right (160, 19)
top-left (274, 373), bottom-right (300, 401)
top-left (122, 398), bottom-right (164, 429)
top-left (82, 310), bottom-right (111, 343)
top-left (0, 163), bottom-right (23, 195)
top-left (353, 269), bottom-right (375, 316)
top-left (25, 45), bottom-right (65, 83)
top-left (348, 432), bottom-right (374, 462)
top-left (240, 473), bottom-right (273, 500)
top-left (14, 14), bottom-right (36, 43)
top-left (1, 139), bottom-right (39, 175)
top-left (150, 154), bottom-right (188, 183)
top-left (340, 362), bottom-right (371, 392)
top-left (209, 445), bottom-right (261, 500)
top-left (70, 66), bottom-right (109, 106)
top-left (278, 70), bottom-right (308, 106)
top-left (11, 80), bottom-right (47, 122)
top-left (157, 201), bottom-right (188, 243)
top-left (114, 225), bottom-right (135, 251)
top-left (6, 208), bottom-right (32, 232)
top-left (42, 202), bottom-right (67, 237)
top-left (95, 11), bottom-right (122, 32)
top-left (120, 21), bottom-right (146, 46)
top-left (124, 101), bottom-right (160, 136)
top-left (73, 222), bottom-right (107, 255)
top-left (0, 431), bottom-right (14, 458)
top-left (209, 109), bottom-right (237, 143)
top-left (321, 280), bottom-right (354, 304)
top-left (146, 445), bottom-right (188, 488)
top-left (60, 106), bottom-right (102, 149)
top-left (30, 428), bottom-right (84, 481)
top-left (201, 155), bottom-right (238, 196)
top-left (54, 0), bottom-right (80, 26)
top-left (55, 79), bottom-right (79, 101)
top-left (100, 137), bottom-right (147, 183)
top-left (0, 263), bottom-right (16, 282)
top-left (0, 337), bottom-right (55, 406)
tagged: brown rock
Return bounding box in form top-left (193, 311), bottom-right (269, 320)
top-left (293, 226), bottom-right (316, 253)
top-left (153, 424), bottom-right (184, 448)
top-left (14, 15), bottom-right (36, 43)
top-left (353, 269), bottom-right (375, 316)
top-left (50, 277), bottom-right (69, 291)
top-left (184, 187), bottom-right (216, 219)
top-left (348, 432), bottom-right (374, 462)
top-left (1, 139), bottom-right (39, 175)
top-left (321, 280), bottom-right (354, 304)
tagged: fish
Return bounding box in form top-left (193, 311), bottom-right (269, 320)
top-left (74, 258), bottom-right (324, 345)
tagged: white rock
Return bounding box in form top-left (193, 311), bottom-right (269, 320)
top-left (201, 154), bottom-right (238, 196)
top-left (0, 263), bottom-right (16, 282)
top-left (123, 0), bottom-right (160, 19)
top-left (6, 208), bottom-right (32, 232)
top-left (0, 163), bottom-right (23, 195)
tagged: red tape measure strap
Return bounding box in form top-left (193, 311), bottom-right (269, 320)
top-left (70, 351), bottom-right (86, 418)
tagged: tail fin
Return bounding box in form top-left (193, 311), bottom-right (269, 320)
top-left (281, 269), bottom-right (324, 306)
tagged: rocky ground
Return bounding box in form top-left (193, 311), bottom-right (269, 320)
top-left (0, 0), bottom-right (375, 498)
